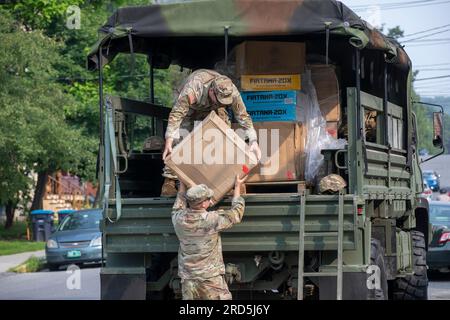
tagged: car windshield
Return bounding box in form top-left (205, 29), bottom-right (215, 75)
top-left (430, 204), bottom-right (450, 228)
top-left (423, 172), bottom-right (435, 178)
top-left (59, 211), bottom-right (102, 231)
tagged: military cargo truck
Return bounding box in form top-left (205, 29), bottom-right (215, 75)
top-left (87, 0), bottom-right (445, 300)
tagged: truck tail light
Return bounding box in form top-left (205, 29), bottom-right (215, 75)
top-left (357, 206), bottom-right (363, 215)
top-left (439, 232), bottom-right (450, 245)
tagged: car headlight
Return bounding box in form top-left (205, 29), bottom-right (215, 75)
top-left (46, 239), bottom-right (58, 249)
top-left (90, 236), bottom-right (102, 247)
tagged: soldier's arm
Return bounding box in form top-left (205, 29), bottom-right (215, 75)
top-left (172, 182), bottom-right (187, 214)
top-left (230, 93), bottom-right (258, 143)
top-left (213, 196), bottom-right (245, 232)
top-left (165, 95), bottom-right (192, 141)
top-left (213, 175), bottom-right (247, 231)
top-left (165, 79), bottom-right (203, 140)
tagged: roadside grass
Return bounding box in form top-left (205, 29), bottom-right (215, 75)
top-left (0, 241), bottom-right (45, 256)
top-left (8, 256), bottom-right (46, 273)
top-left (0, 221), bottom-right (28, 240)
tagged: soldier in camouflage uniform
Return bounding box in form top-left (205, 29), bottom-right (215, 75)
top-left (364, 110), bottom-right (377, 143)
top-left (161, 69), bottom-right (261, 196)
top-left (172, 175), bottom-right (247, 300)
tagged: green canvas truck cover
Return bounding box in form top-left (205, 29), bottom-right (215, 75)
top-left (87, 0), bottom-right (410, 71)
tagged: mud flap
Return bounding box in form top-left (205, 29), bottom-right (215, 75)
top-left (314, 272), bottom-right (368, 300)
top-left (101, 268), bottom-right (146, 300)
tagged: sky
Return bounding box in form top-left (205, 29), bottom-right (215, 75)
top-left (341, 0), bottom-right (450, 98)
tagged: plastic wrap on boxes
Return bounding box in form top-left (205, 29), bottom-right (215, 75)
top-left (303, 70), bottom-right (346, 184)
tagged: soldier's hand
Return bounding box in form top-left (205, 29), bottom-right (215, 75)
top-left (162, 138), bottom-right (174, 161)
top-left (234, 174), bottom-right (248, 198)
top-left (249, 141), bottom-right (262, 162)
top-left (235, 174), bottom-right (248, 188)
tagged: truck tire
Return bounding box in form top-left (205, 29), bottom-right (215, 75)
top-left (368, 239), bottom-right (388, 300)
top-left (392, 230), bottom-right (428, 300)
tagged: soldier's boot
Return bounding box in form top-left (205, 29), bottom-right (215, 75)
top-left (161, 178), bottom-right (177, 196)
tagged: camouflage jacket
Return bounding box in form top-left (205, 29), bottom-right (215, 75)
top-left (171, 192), bottom-right (245, 280)
top-left (165, 69), bottom-right (257, 142)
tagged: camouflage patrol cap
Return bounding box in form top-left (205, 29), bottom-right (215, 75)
top-left (212, 76), bottom-right (234, 105)
top-left (319, 174), bottom-right (347, 193)
top-left (185, 184), bottom-right (214, 203)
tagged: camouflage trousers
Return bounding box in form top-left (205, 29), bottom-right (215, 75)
top-left (181, 275), bottom-right (232, 300)
top-left (162, 108), bottom-right (231, 180)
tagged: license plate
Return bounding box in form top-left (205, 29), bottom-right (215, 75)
top-left (67, 250), bottom-right (81, 258)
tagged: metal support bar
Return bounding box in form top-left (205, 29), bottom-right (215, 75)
top-left (384, 61), bottom-right (393, 189)
top-left (224, 26), bottom-right (230, 68)
top-left (324, 22), bottom-right (331, 65)
top-left (99, 50), bottom-right (104, 145)
top-left (297, 190), bottom-right (306, 300)
top-left (149, 53), bottom-right (156, 135)
top-left (337, 190), bottom-right (344, 300)
top-left (383, 58), bottom-right (389, 146)
top-left (98, 49), bottom-right (105, 268)
top-left (355, 48), bottom-right (362, 139)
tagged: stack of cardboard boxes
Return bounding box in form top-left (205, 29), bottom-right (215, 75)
top-left (235, 41), bottom-right (306, 183)
top-left (166, 41), bottom-right (343, 202)
top-left (234, 41), bottom-right (342, 184)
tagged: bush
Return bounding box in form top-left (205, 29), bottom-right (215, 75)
top-left (8, 256), bottom-right (45, 273)
top-left (0, 221), bottom-right (28, 240)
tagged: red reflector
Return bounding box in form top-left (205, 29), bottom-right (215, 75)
top-left (242, 165), bottom-right (249, 174)
top-left (439, 232), bottom-right (450, 244)
top-left (286, 171), bottom-right (294, 180)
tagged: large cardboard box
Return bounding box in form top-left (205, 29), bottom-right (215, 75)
top-left (240, 74), bottom-right (301, 91)
top-left (233, 122), bottom-right (305, 182)
top-left (236, 41), bottom-right (306, 76)
top-left (165, 112), bottom-right (258, 204)
top-left (309, 64), bottom-right (341, 123)
top-left (240, 91), bottom-right (297, 122)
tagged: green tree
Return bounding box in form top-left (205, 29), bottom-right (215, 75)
top-left (386, 26), bottom-right (404, 39)
top-left (0, 10), bottom-right (93, 227)
top-left (1, 1), bottom-right (177, 227)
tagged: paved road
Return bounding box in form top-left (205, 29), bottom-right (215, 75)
top-left (429, 274), bottom-right (450, 300)
top-left (421, 154), bottom-right (450, 188)
top-left (0, 266), bottom-right (449, 299)
top-left (418, 155), bottom-right (450, 299)
top-left (0, 266), bottom-right (100, 300)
